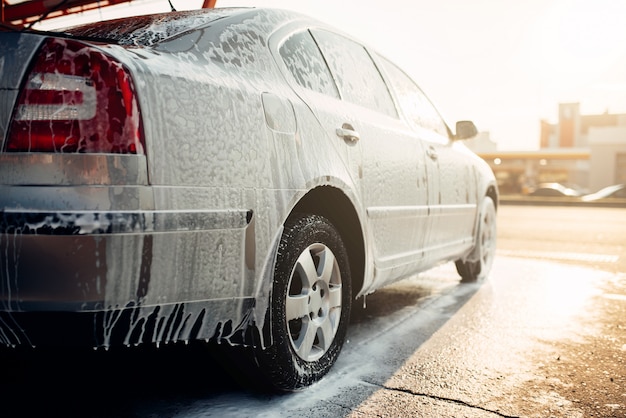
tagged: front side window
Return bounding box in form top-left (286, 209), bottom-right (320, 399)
top-left (279, 30), bottom-right (339, 98)
top-left (312, 30), bottom-right (397, 118)
top-left (378, 56), bottom-right (449, 137)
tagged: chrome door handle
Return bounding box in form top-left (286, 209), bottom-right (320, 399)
top-left (336, 124), bottom-right (360, 143)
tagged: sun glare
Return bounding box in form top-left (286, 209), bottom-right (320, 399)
top-left (525, 0), bottom-right (626, 93)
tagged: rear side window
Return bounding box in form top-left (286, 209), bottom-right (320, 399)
top-left (279, 31), bottom-right (339, 98)
top-left (378, 56), bottom-right (449, 137)
top-left (311, 30), bottom-right (397, 118)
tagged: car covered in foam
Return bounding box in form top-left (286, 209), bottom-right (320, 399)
top-left (0, 7), bottom-right (498, 390)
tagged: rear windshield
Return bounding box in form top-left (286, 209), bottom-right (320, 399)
top-left (61, 8), bottom-right (246, 46)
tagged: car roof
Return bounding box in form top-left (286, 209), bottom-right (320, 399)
top-left (59, 7), bottom-right (304, 47)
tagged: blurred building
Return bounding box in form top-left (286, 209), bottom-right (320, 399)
top-left (472, 103), bottom-right (626, 194)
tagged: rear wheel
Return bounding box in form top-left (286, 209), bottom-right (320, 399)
top-left (456, 197), bottom-right (497, 282)
top-left (258, 214), bottom-right (351, 391)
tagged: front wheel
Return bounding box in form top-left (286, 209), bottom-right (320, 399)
top-left (257, 214), bottom-right (352, 391)
top-left (456, 197), bottom-right (497, 282)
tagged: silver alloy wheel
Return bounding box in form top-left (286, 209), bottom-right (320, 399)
top-left (455, 197), bottom-right (498, 282)
top-left (286, 242), bottom-right (343, 362)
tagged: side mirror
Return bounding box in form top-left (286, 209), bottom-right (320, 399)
top-left (455, 120), bottom-right (478, 140)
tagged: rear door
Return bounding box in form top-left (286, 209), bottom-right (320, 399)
top-left (272, 27), bottom-right (431, 289)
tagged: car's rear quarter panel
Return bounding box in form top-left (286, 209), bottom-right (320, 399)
top-left (0, 17), bottom-right (288, 346)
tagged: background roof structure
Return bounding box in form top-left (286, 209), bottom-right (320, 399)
top-left (1, 0), bottom-right (216, 28)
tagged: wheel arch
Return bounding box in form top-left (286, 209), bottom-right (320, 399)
top-left (288, 186), bottom-right (366, 300)
top-left (486, 183), bottom-right (499, 211)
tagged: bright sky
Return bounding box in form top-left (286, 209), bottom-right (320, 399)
top-left (35, 0), bottom-right (626, 151)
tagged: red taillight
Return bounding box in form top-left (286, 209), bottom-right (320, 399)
top-left (6, 38), bottom-right (144, 154)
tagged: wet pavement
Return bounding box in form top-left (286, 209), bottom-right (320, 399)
top-left (1, 205), bottom-right (624, 417)
top-left (347, 258), bottom-right (625, 418)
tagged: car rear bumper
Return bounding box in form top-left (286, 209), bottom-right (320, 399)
top-left (1, 207), bottom-right (253, 309)
top-left (0, 207), bottom-right (256, 348)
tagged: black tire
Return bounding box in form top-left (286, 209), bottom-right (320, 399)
top-left (257, 213), bottom-right (352, 391)
top-left (455, 197), bottom-right (497, 283)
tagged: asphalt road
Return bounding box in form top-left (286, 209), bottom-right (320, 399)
top-left (2, 205), bottom-right (624, 417)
